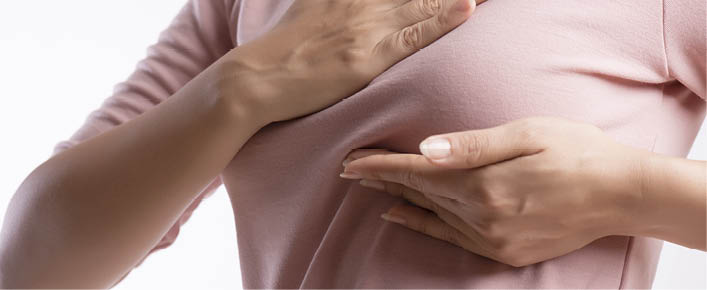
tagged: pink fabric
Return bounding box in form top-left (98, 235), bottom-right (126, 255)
top-left (54, 0), bottom-right (706, 288)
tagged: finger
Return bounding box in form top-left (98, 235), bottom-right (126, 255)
top-left (361, 179), bottom-right (482, 233)
top-left (343, 149), bottom-right (397, 167)
top-left (343, 153), bottom-right (467, 200)
top-left (382, 204), bottom-right (493, 258)
top-left (383, 204), bottom-right (466, 246)
top-left (389, 0), bottom-right (470, 29)
top-left (360, 179), bottom-right (438, 211)
top-left (376, 0), bottom-right (475, 64)
top-left (419, 120), bottom-right (545, 169)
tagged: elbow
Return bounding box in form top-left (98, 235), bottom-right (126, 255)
top-left (0, 240), bottom-right (39, 289)
top-left (0, 164), bottom-right (69, 288)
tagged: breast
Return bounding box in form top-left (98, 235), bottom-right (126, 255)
top-left (223, 0), bottom-right (670, 288)
top-left (236, 0), bottom-right (668, 148)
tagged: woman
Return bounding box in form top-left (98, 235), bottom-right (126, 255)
top-left (226, 0), bottom-right (703, 288)
top-left (0, 0), bottom-right (478, 287)
top-left (2, 0), bottom-right (705, 288)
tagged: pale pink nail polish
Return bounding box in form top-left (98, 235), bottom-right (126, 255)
top-left (419, 138), bottom-right (451, 160)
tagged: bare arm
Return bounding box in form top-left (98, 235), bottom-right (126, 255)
top-left (632, 155), bottom-right (706, 250)
top-left (0, 0), bottom-right (478, 287)
top-left (0, 57), bottom-right (264, 287)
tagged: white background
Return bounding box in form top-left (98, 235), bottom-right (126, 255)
top-left (0, 1), bottom-right (704, 289)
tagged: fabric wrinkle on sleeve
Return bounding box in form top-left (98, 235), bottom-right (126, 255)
top-left (51, 0), bottom-right (238, 273)
top-left (662, 0), bottom-right (706, 100)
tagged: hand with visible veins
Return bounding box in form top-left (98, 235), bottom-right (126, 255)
top-left (231, 0), bottom-right (483, 124)
top-left (341, 117), bottom-right (706, 267)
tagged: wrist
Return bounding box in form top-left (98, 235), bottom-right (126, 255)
top-left (628, 153), bottom-right (706, 248)
top-left (592, 146), bottom-right (656, 238)
top-left (618, 150), bottom-right (664, 237)
top-left (210, 46), bottom-right (286, 128)
top-left (219, 34), bottom-right (310, 125)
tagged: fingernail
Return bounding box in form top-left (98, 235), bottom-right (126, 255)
top-left (454, 0), bottom-right (472, 12)
top-left (360, 179), bottom-right (385, 191)
top-left (381, 213), bottom-right (406, 225)
top-left (340, 172), bottom-right (363, 179)
top-left (342, 157), bottom-right (354, 167)
top-left (420, 138), bottom-right (451, 160)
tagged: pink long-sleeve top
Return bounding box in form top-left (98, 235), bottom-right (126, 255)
top-left (54, 0), bottom-right (706, 288)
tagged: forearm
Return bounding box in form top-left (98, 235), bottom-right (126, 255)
top-left (0, 55), bottom-right (265, 288)
top-left (0, 0), bottom-right (479, 285)
top-left (629, 153), bottom-right (706, 250)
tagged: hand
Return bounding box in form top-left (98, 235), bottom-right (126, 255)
top-left (340, 117), bottom-right (649, 267)
top-left (220, 0), bottom-right (479, 124)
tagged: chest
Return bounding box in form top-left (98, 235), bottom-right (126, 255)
top-left (223, 0), bottom-right (669, 216)
top-left (235, 0), bottom-right (667, 122)
top-left (230, 0), bottom-right (668, 154)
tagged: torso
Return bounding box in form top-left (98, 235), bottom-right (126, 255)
top-left (222, 0), bottom-right (705, 288)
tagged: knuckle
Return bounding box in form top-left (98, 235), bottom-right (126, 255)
top-left (477, 180), bottom-right (507, 209)
top-left (339, 47), bottom-right (367, 64)
top-left (515, 120), bottom-right (544, 147)
top-left (418, 0), bottom-right (442, 17)
top-left (458, 133), bottom-right (488, 167)
top-left (339, 48), bottom-right (372, 80)
top-left (402, 169), bottom-right (426, 192)
top-left (400, 24), bottom-right (423, 50)
top-left (435, 12), bottom-right (449, 29)
top-left (484, 193), bottom-right (509, 213)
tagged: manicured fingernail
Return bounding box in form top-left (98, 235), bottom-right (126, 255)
top-left (340, 172), bottom-right (363, 179)
top-left (360, 179), bottom-right (385, 191)
top-left (454, 0), bottom-right (472, 12)
top-left (420, 138), bottom-right (451, 160)
top-left (381, 213), bottom-right (406, 225)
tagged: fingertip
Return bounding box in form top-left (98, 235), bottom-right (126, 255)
top-left (345, 149), bottom-right (396, 164)
top-left (381, 213), bottom-right (407, 225)
top-left (453, 0), bottom-right (475, 15)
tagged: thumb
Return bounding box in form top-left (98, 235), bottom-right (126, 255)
top-left (418, 122), bottom-right (544, 169)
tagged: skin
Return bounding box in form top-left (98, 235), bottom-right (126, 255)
top-left (0, 0), bottom-right (480, 287)
top-left (341, 117), bottom-right (706, 267)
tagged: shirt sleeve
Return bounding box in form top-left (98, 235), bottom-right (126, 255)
top-left (52, 0), bottom-right (237, 270)
top-left (663, 0), bottom-right (706, 100)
